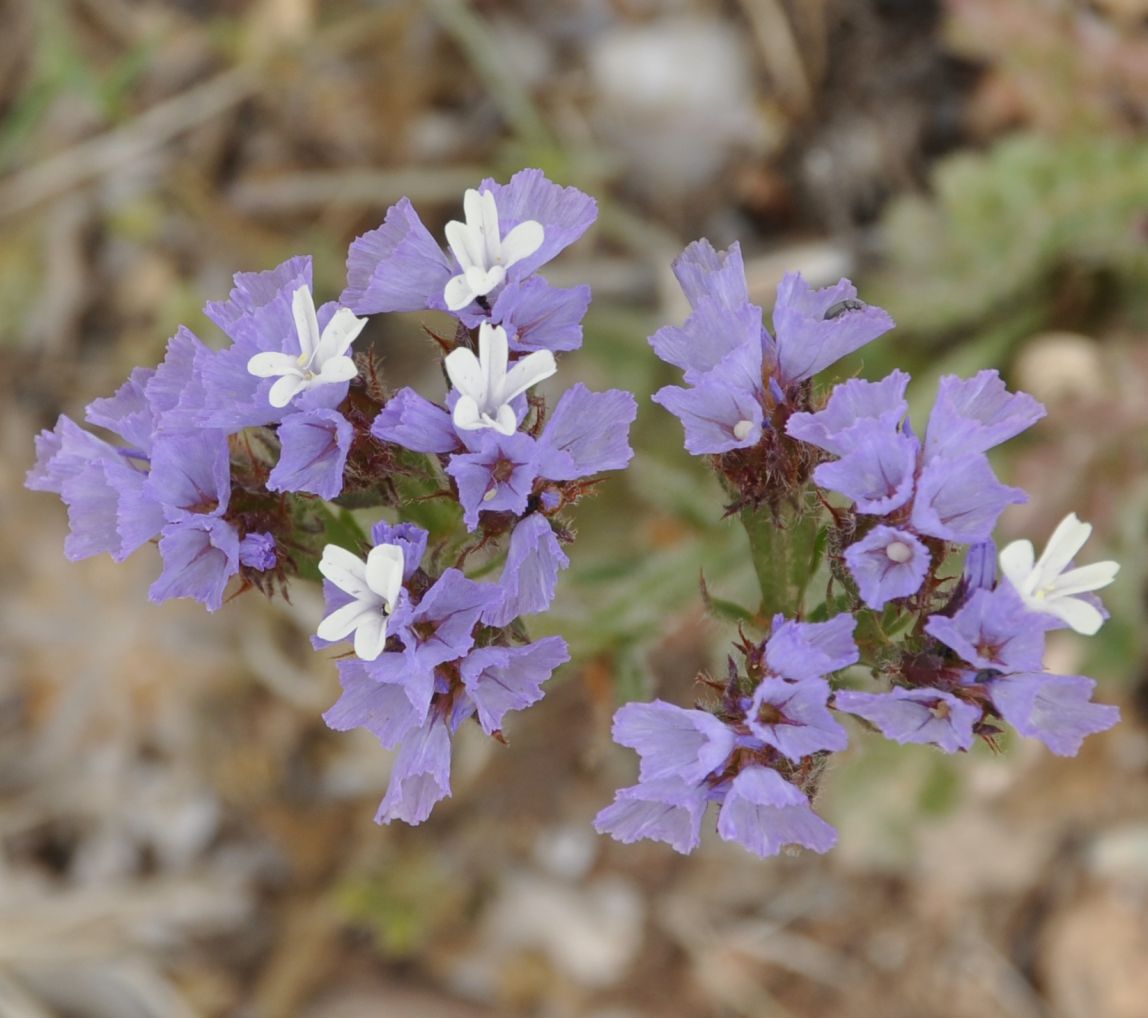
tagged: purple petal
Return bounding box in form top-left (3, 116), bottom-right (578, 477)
top-left (143, 327), bottom-right (210, 428)
top-left (446, 430), bottom-right (540, 531)
top-left (148, 517), bottom-right (240, 612)
top-left (491, 276), bottom-right (590, 354)
top-left (772, 274), bottom-right (894, 384)
top-left (612, 700), bottom-right (734, 784)
top-left (671, 239), bottom-right (752, 311)
top-left (910, 454), bottom-right (1027, 544)
top-left (27, 416), bottom-right (155, 562)
top-left (989, 673), bottom-right (1120, 756)
top-left (765, 613), bottom-right (859, 681)
top-left (649, 298), bottom-right (765, 383)
top-left (371, 387), bottom-right (461, 454)
top-left (593, 778), bottom-right (709, 855)
top-left (145, 431), bottom-right (231, 520)
top-left (267, 408), bottom-right (353, 501)
top-left (341, 198), bottom-right (454, 314)
top-left (238, 531), bottom-right (277, 571)
top-left (963, 540), bottom-right (998, 592)
top-left (786, 371), bottom-right (911, 455)
top-left (481, 169), bottom-right (597, 279)
top-left (205, 255), bottom-right (312, 336)
top-left (925, 586), bottom-right (1047, 672)
top-left (369, 521), bottom-right (428, 581)
top-left (844, 526), bottom-right (931, 610)
top-left (85, 367), bottom-right (157, 453)
top-left (652, 339), bottom-right (765, 455)
top-left (746, 679), bottom-right (849, 760)
top-left (538, 384), bottom-right (637, 481)
top-left (716, 766), bottom-right (837, 857)
top-left (812, 421), bottom-right (919, 515)
top-left (925, 371), bottom-right (1046, 461)
top-left (835, 688), bottom-right (979, 753)
top-left (375, 715), bottom-right (453, 825)
top-left (483, 514), bottom-right (570, 627)
top-left (405, 568), bottom-right (498, 672)
top-left (460, 637), bottom-right (570, 735)
top-left (324, 658), bottom-right (422, 749)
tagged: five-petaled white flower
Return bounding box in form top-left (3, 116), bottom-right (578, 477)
top-left (444, 322), bottom-right (556, 435)
top-left (443, 189), bottom-right (544, 311)
top-left (999, 513), bottom-right (1119, 636)
top-left (247, 285), bottom-right (365, 408)
top-left (316, 543), bottom-right (404, 661)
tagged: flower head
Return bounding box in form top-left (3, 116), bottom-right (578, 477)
top-left (999, 513), bottom-right (1119, 635)
top-left (246, 285), bottom-right (364, 408)
top-left (443, 188), bottom-right (544, 311)
top-left (445, 323), bottom-right (556, 434)
top-left (316, 543), bottom-right (405, 661)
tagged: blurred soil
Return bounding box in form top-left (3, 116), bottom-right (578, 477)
top-left (3, 2), bottom-right (1148, 1017)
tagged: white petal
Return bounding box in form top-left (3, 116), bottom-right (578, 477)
top-left (492, 404), bottom-right (518, 435)
top-left (316, 307), bottom-right (367, 364)
top-left (451, 394), bottom-right (485, 431)
top-left (1035, 513), bottom-right (1092, 583)
top-left (315, 356), bottom-right (359, 385)
top-left (247, 351), bottom-right (300, 378)
top-left (462, 187), bottom-right (483, 228)
top-left (445, 219), bottom-right (480, 273)
top-left (478, 189), bottom-right (501, 262)
top-left (500, 349), bottom-right (556, 403)
top-left (478, 323), bottom-right (509, 394)
top-left (318, 544), bottom-right (371, 599)
top-left (365, 543), bottom-right (405, 606)
top-left (1049, 596), bottom-right (1105, 636)
top-left (465, 264), bottom-right (499, 298)
top-left (500, 219), bottom-right (544, 268)
top-left (292, 285), bottom-right (321, 364)
top-left (317, 598), bottom-right (377, 642)
top-left (268, 373), bottom-right (309, 408)
top-left (999, 539), bottom-right (1035, 590)
top-left (444, 347), bottom-right (484, 402)
top-left (444, 273), bottom-right (476, 311)
top-left (1049, 561), bottom-right (1119, 598)
top-left (353, 611), bottom-right (389, 661)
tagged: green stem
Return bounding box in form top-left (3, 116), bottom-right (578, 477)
top-left (738, 506), bottom-right (820, 619)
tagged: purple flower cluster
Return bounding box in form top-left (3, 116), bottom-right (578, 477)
top-left (595, 614), bottom-right (858, 856)
top-left (787, 369), bottom-right (1043, 609)
top-left (28, 169), bottom-right (636, 827)
top-left (322, 521), bottom-right (569, 824)
top-left (649, 240), bottom-right (893, 459)
top-left (599, 235), bottom-right (1122, 859)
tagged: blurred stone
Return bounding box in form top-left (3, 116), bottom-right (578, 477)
top-left (1041, 891), bottom-right (1148, 1018)
top-left (481, 872), bottom-right (645, 988)
top-left (1014, 332), bottom-right (1105, 405)
top-left (588, 16), bottom-right (766, 192)
top-left (1087, 823), bottom-right (1148, 884)
top-left (532, 824), bottom-right (598, 880)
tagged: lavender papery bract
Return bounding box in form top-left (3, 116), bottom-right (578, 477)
top-left (266, 408), bottom-right (354, 501)
top-left (834, 688), bottom-right (979, 753)
top-left (843, 526), bottom-right (931, 610)
top-left (716, 766), bottom-right (838, 858)
top-left (746, 678), bottom-right (849, 760)
top-left (342, 169), bottom-right (596, 349)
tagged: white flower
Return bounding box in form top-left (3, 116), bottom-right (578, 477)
top-left (999, 513), bottom-right (1119, 635)
top-left (444, 323), bottom-right (556, 435)
top-left (442, 188), bottom-right (544, 311)
top-left (247, 285), bottom-right (365, 408)
top-left (316, 543), bottom-right (404, 661)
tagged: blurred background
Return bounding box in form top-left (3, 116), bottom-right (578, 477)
top-left (4, 0), bottom-right (1148, 1015)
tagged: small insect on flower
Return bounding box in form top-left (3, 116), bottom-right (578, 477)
top-left (823, 298), bottom-right (867, 321)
